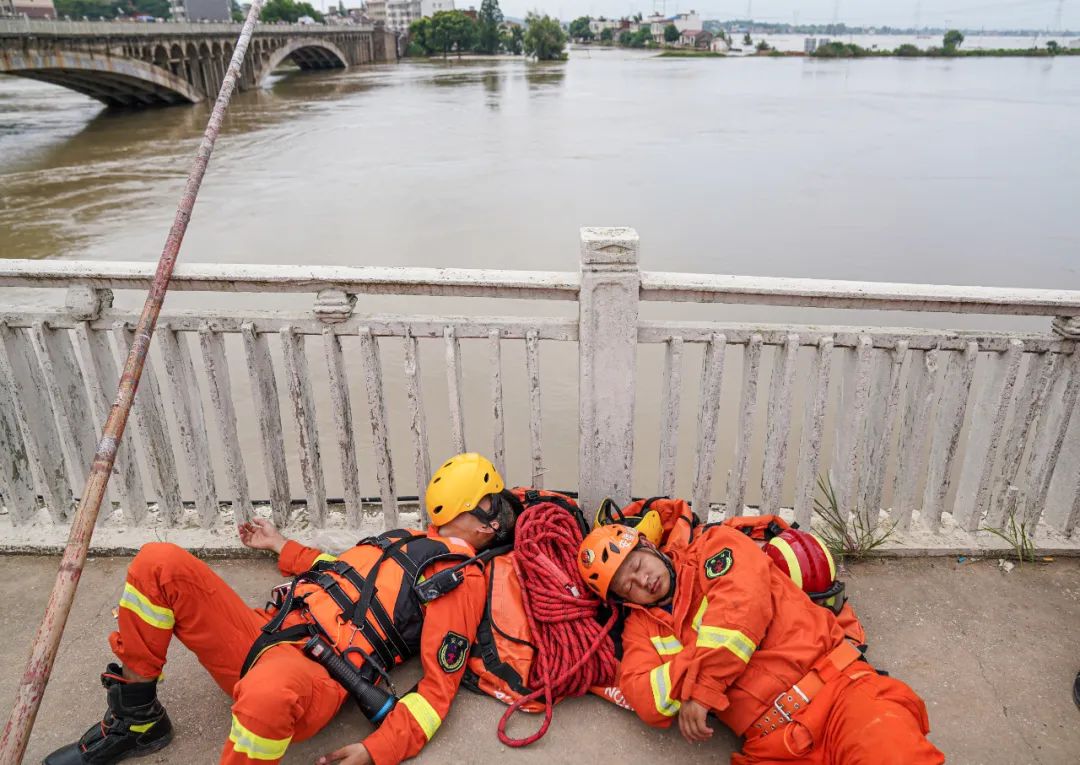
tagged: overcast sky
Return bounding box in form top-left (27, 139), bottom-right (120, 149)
top-left (491, 1), bottom-right (1078, 29)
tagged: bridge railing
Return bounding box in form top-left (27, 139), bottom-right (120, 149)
top-left (1, 227), bottom-right (1078, 555)
top-left (0, 19), bottom-right (373, 36)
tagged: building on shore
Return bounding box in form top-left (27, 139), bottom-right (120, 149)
top-left (4, 0), bottom-right (56, 18)
top-left (170, 0), bottom-right (230, 22)
top-left (679, 28), bottom-right (712, 48)
top-left (420, 0), bottom-right (454, 17)
top-left (365, 0), bottom-right (387, 25)
top-left (648, 10), bottom-right (701, 42)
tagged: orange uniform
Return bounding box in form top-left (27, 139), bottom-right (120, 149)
top-left (111, 531), bottom-right (486, 765)
top-left (616, 525), bottom-right (944, 764)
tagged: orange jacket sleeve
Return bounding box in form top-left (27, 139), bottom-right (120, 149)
top-left (361, 564), bottom-right (487, 765)
top-left (671, 529), bottom-right (774, 713)
top-left (615, 611), bottom-right (680, 729)
top-left (276, 539), bottom-right (337, 576)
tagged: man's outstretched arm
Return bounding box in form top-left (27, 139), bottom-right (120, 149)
top-left (238, 517), bottom-right (334, 574)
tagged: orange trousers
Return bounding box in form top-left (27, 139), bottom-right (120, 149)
top-left (110, 542), bottom-right (347, 764)
top-left (732, 665), bottom-right (945, 765)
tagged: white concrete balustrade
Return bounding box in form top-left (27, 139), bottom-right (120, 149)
top-left (0, 227), bottom-right (1078, 554)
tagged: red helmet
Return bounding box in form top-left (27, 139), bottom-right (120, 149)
top-left (764, 528), bottom-right (836, 597)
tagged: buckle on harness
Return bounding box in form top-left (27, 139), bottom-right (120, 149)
top-left (771, 684), bottom-right (810, 723)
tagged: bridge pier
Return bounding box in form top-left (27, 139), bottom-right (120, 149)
top-left (0, 20), bottom-right (397, 108)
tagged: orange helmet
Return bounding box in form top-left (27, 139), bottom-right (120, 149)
top-left (578, 524), bottom-right (641, 599)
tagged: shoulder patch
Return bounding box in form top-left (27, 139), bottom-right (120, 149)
top-left (437, 631), bottom-right (469, 673)
top-left (704, 548), bottom-right (734, 579)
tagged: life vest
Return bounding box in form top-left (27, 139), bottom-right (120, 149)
top-left (462, 488), bottom-right (606, 712)
top-left (241, 529), bottom-right (479, 682)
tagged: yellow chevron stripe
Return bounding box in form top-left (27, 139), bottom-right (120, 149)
top-left (769, 536), bottom-right (803, 590)
top-left (118, 582), bottom-right (175, 630)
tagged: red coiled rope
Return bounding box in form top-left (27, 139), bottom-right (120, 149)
top-left (497, 503), bottom-right (619, 747)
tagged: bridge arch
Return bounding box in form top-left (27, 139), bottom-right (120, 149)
top-left (0, 50), bottom-right (203, 107)
top-left (258, 39), bottom-right (348, 83)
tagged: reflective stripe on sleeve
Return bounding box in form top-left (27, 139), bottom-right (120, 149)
top-left (118, 582), bottom-right (175, 630)
top-left (400, 692), bottom-right (442, 741)
top-left (649, 634), bottom-right (684, 656)
top-left (228, 715), bottom-right (291, 761)
top-left (696, 626), bottom-right (756, 663)
top-left (313, 553), bottom-right (339, 565)
top-left (648, 662), bottom-right (681, 717)
top-left (690, 596), bottom-right (756, 663)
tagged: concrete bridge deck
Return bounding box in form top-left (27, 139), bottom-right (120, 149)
top-left (3, 554), bottom-right (1077, 764)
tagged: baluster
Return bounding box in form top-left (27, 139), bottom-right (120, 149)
top-left (200, 327), bottom-right (253, 524)
top-left (725, 334), bottom-right (762, 517)
top-left (760, 334), bottom-right (798, 515)
top-left (281, 327), bottom-right (327, 528)
top-left (657, 336), bottom-right (683, 498)
top-left (921, 342), bottom-right (978, 531)
top-left (690, 334), bottom-right (726, 516)
top-left (358, 327), bottom-right (398, 529)
top-left (404, 330), bottom-right (431, 525)
top-left (793, 336), bottom-right (833, 529)
top-left (241, 322), bottom-right (291, 528)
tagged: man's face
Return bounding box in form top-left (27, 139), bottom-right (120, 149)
top-left (609, 547), bottom-right (672, 605)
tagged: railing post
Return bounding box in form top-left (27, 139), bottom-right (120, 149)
top-left (578, 227), bottom-right (640, 514)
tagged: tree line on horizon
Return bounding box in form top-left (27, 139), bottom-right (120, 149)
top-left (406, 0), bottom-right (567, 60)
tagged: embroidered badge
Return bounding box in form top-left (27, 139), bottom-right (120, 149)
top-left (437, 631), bottom-right (469, 673)
top-left (704, 548), bottom-right (734, 579)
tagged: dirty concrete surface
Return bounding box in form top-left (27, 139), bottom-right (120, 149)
top-left (2, 554), bottom-right (1077, 765)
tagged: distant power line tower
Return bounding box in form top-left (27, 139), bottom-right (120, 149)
top-left (914, 1), bottom-right (922, 31)
top-left (1054, 0), bottom-right (1065, 31)
top-left (746, 0), bottom-right (753, 22)
top-left (832, 0), bottom-right (840, 25)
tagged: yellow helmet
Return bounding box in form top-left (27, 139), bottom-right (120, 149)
top-left (593, 497), bottom-right (664, 546)
top-left (425, 453), bottom-right (505, 526)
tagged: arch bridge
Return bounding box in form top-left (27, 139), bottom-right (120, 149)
top-left (0, 19), bottom-right (396, 107)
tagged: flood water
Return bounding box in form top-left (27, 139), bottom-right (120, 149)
top-left (1, 49), bottom-right (1078, 504)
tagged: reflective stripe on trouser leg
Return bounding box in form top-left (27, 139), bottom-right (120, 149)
top-left (224, 715), bottom-right (291, 763)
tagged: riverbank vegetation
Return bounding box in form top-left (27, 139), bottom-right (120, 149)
top-left (406, 1), bottom-right (561, 60)
top-left (813, 30), bottom-right (1078, 58)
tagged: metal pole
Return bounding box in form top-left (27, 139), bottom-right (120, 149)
top-left (0, 2), bottom-right (265, 760)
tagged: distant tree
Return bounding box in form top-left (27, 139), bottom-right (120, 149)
top-left (261, 0), bottom-right (323, 23)
top-left (431, 10), bottom-right (477, 58)
top-left (569, 16), bottom-right (593, 41)
top-left (743, 31), bottom-right (752, 45)
top-left (895, 43), bottom-right (920, 56)
top-left (501, 24), bottom-right (524, 54)
top-left (755, 39), bottom-right (771, 52)
top-left (618, 30), bottom-right (632, 46)
top-left (664, 23), bottom-right (679, 43)
top-left (476, 0), bottom-right (504, 54)
top-left (408, 16), bottom-right (435, 55)
top-left (126, 0), bottom-right (170, 17)
top-left (1046, 40), bottom-right (1060, 54)
top-left (600, 27), bottom-right (613, 42)
top-left (55, 0), bottom-right (117, 19)
top-left (523, 13), bottom-right (567, 60)
top-left (943, 29), bottom-right (964, 50)
top-left (231, 0), bottom-right (243, 21)
top-left (626, 26), bottom-right (652, 48)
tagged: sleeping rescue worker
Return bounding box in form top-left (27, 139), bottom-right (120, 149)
top-left (577, 521), bottom-right (945, 764)
top-left (45, 453), bottom-right (518, 765)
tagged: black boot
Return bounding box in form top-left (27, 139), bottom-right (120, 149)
top-left (42, 663), bottom-right (173, 764)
